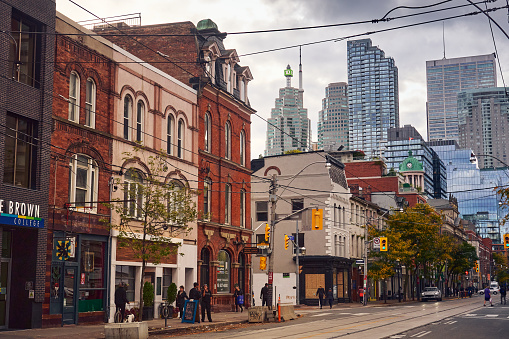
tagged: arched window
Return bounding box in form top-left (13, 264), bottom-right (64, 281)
top-left (167, 115), bottom-right (174, 155)
top-left (68, 71), bottom-right (80, 123)
top-left (224, 183), bottom-right (231, 224)
top-left (200, 248), bottom-right (210, 288)
top-left (136, 100), bottom-right (144, 142)
top-left (85, 78), bottom-right (96, 128)
top-left (68, 154), bottom-right (98, 212)
top-left (240, 189), bottom-right (246, 228)
top-left (204, 113), bottom-right (211, 152)
top-left (203, 177), bottom-right (212, 220)
top-left (240, 130), bottom-right (245, 166)
top-left (177, 119), bottom-right (184, 159)
top-left (217, 250), bottom-right (230, 293)
top-left (123, 95), bottom-right (133, 140)
top-left (238, 253), bottom-right (245, 293)
top-left (124, 168), bottom-right (144, 219)
top-left (225, 121), bottom-right (231, 160)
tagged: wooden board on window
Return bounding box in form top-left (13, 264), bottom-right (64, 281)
top-left (305, 273), bottom-right (325, 299)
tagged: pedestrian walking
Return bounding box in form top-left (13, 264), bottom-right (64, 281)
top-left (500, 285), bottom-right (507, 305)
top-left (176, 285), bottom-right (188, 319)
top-left (327, 288), bottom-right (334, 309)
top-left (189, 282), bottom-right (202, 322)
top-left (201, 284), bottom-right (213, 322)
top-left (114, 282), bottom-right (130, 322)
top-left (316, 286), bottom-right (325, 309)
top-left (260, 283), bottom-right (269, 307)
top-left (234, 285), bottom-right (244, 312)
top-left (483, 285), bottom-right (493, 307)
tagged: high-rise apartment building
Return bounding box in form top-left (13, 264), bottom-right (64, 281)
top-left (265, 64), bottom-right (310, 156)
top-left (347, 39), bottom-right (399, 157)
top-left (457, 87), bottom-right (509, 169)
top-left (426, 54), bottom-right (496, 142)
top-left (317, 82), bottom-right (349, 150)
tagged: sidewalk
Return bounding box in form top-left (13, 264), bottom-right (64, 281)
top-left (0, 311), bottom-right (249, 339)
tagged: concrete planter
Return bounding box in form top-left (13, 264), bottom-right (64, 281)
top-left (105, 322), bottom-right (148, 339)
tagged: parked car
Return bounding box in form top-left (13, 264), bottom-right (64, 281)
top-left (479, 287), bottom-right (499, 295)
top-left (421, 287), bottom-right (442, 301)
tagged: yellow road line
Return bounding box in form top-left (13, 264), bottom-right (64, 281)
top-left (298, 316), bottom-right (400, 338)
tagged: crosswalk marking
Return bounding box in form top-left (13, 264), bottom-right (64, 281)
top-left (444, 320), bottom-right (457, 325)
top-left (355, 312), bottom-right (369, 315)
top-left (312, 313), bottom-right (332, 317)
top-left (411, 331), bottom-right (427, 337)
top-left (390, 335), bottom-right (406, 338)
top-left (338, 312), bottom-right (352, 315)
top-left (417, 331), bottom-right (431, 337)
top-left (464, 314), bottom-right (477, 316)
top-left (486, 314), bottom-right (498, 317)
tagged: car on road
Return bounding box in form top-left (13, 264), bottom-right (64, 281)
top-left (421, 287), bottom-right (442, 301)
top-left (478, 287), bottom-right (499, 295)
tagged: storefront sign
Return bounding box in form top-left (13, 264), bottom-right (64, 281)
top-left (0, 199), bottom-right (44, 228)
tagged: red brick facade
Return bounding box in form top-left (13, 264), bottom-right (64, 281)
top-left (44, 30), bottom-right (114, 326)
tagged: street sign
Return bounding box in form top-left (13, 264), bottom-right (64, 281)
top-left (288, 235), bottom-right (295, 241)
top-left (268, 271), bottom-right (273, 284)
top-left (356, 259), bottom-right (365, 265)
top-left (373, 237), bottom-right (380, 249)
top-left (243, 247), bottom-right (259, 254)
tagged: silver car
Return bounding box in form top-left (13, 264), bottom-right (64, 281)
top-left (421, 287), bottom-right (442, 301)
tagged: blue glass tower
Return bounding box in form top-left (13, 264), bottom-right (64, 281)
top-left (347, 39), bottom-right (399, 157)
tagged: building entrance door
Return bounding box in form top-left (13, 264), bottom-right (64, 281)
top-left (0, 259), bottom-right (11, 328)
top-left (63, 266), bottom-right (77, 324)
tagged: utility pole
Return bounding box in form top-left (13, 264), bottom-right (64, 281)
top-left (363, 221), bottom-right (368, 306)
top-left (268, 174), bottom-right (277, 309)
top-left (295, 219), bottom-right (300, 305)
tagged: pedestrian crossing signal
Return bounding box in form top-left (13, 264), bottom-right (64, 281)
top-left (380, 237), bottom-right (388, 251)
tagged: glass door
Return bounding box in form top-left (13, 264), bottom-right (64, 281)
top-left (63, 267), bottom-right (77, 324)
top-left (0, 260), bottom-right (10, 328)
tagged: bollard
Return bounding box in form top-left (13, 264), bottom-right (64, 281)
top-left (278, 294), bottom-right (281, 323)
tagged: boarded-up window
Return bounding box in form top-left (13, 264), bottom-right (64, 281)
top-left (305, 273), bottom-right (325, 299)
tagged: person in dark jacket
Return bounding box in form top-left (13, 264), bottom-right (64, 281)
top-left (114, 283), bottom-right (130, 322)
top-left (176, 285), bottom-right (188, 319)
top-left (500, 285), bottom-right (507, 305)
top-left (234, 285), bottom-right (244, 312)
top-left (260, 283), bottom-right (269, 307)
top-left (327, 288), bottom-right (334, 309)
top-left (189, 282), bottom-right (202, 322)
top-left (316, 286), bottom-right (325, 309)
top-left (201, 284), bottom-right (213, 322)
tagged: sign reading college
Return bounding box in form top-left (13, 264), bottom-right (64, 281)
top-left (0, 199), bottom-right (44, 229)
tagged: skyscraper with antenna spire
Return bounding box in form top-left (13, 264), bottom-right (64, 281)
top-left (265, 57), bottom-right (310, 156)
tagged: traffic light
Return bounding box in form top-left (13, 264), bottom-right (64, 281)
top-left (284, 234), bottom-right (290, 250)
top-left (265, 223), bottom-right (270, 242)
top-left (259, 256), bottom-right (267, 270)
top-left (475, 261), bottom-right (479, 272)
top-left (380, 237), bottom-right (388, 251)
top-left (312, 208), bottom-right (323, 230)
top-left (504, 234), bottom-right (509, 249)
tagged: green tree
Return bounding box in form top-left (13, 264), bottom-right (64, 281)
top-left (108, 147), bottom-right (197, 314)
top-left (446, 241), bottom-right (477, 290)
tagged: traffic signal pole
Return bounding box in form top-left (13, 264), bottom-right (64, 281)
top-left (363, 224), bottom-right (368, 306)
top-left (296, 219), bottom-right (300, 305)
top-left (268, 174), bottom-right (277, 309)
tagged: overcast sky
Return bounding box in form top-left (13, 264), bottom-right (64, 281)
top-left (56, 0), bottom-right (509, 159)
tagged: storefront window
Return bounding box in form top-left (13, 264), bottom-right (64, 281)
top-left (115, 266), bottom-right (135, 301)
top-left (200, 248), bottom-right (210, 288)
top-left (217, 250), bottom-right (230, 293)
top-left (79, 240), bottom-right (105, 312)
top-left (162, 268), bottom-right (173, 300)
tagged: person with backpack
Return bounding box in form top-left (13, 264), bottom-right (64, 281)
top-left (234, 285), bottom-right (244, 312)
top-left (483, 285), bottom-right (493, 307)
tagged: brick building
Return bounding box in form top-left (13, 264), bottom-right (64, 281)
top-left (0, 0), bottom-right (55, 329)
top-left (44, 13), bottom-right (115, 327)
top-left (99, 19), bottom-right (255, 310)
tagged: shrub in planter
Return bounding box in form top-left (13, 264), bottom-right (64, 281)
top-left (166, 282), bottom-right (178, 318)
top-left (142, 282), bottom-right (154, 320)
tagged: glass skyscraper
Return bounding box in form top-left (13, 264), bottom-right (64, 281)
top-left (265, 65), bottom-right (310, 156)
top-left (457, 87), bottom-right (509, 169)
top-left (385, 125), bottom-right (447, 199)
top-left (430, 140), bottom-right (509, 243)
top-left (317, 82), bottom-right (349, 150)
top-left (347, 39), bottom-right (399, 157)
top-left (426, 54), bottom-right (496, 142)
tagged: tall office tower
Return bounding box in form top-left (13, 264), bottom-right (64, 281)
top-left (430, 140), bottom-right (509, 243)
top-left (457, 87), bottom-right (509, 169)
top-left (426, 54), bottom-right (496, 142)
top-left (265, 64), bottom-right (310, 156)
top-left (317, 82), bottom-right (349, 151)
top-left (385, 125), bottom-right (447, 199)
top-left (347, 39), bottom-right (399, 157)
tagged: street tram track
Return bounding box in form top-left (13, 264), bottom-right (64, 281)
top-left (223, 298), bottom-right (484, 339)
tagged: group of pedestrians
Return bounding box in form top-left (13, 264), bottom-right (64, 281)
top-left (482, 284), bottom-right (507, 307)
top-left (315, 286), bottom-right (334, 309)
top-left (176, 282), bottom-right (214, 322)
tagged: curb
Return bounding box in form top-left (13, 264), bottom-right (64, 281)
top-left (148, 319), bottom-right (248, 336)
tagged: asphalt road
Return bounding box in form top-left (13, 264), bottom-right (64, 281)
top-left (155, 295), bottom-right (507, 339)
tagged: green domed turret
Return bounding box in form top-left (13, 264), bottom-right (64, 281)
top-left (399, 150), bottom-right (423, 172)
top-left (197, 19), bottom-right (218, 31)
